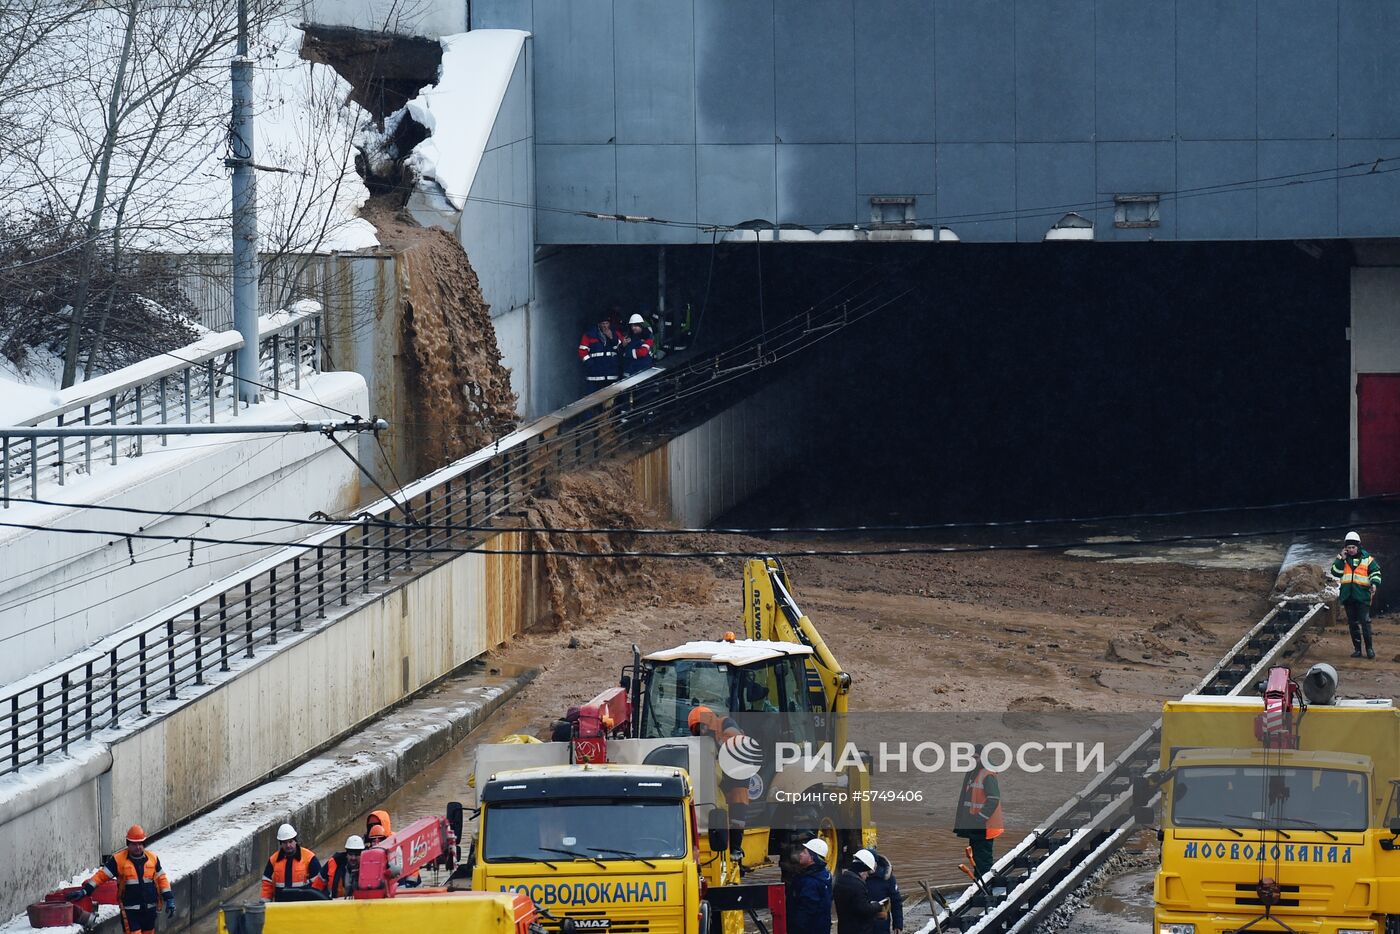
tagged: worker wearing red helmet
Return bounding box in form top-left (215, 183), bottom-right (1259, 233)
top-left (69, 824), bottom-right (173, 933)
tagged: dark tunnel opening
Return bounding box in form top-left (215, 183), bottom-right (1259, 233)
top-left (555, 239), bottom-right (1353, 525)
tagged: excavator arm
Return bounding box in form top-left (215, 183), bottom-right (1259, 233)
top-left (742, 557), bottom-right (851, 714)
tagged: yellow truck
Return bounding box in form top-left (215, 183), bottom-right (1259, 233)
top-left (470, 763), bottom-right (716, 934)
top-left (220, 892), bottom-right (542, 934)
top-left (1153, 666), bottom-right (1400, 934)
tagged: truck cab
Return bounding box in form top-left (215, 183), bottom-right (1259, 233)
top-left (1154, 693), bottom-right (1400, 934)
top-left (472, 764), bottom-right (710, 934)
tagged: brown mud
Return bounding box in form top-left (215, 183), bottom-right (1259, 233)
top-left (362, 197), bottom-right (518, 471)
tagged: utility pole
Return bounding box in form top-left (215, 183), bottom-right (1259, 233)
top-left (229, 0), bottom-right (259, 405)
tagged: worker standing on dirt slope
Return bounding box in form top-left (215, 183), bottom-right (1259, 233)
top-left (834, 849), bottom-right (889, 934)
top-left (70, 824), bottom-right (173, 934)
top-left (578, 315), bottom-right (621, 391)
top-left (954, 749), bottom-right (1003, 878)
top-left (866, 851), bottom-right (903, 934)
top-left (620, 313), bottom-right (655, 377)
top-left (1329, 530), bottom-right (1381, 659)
top-left (787, 838), bottom-right (834, 934)
top-left (314, 835), bottom-right (365, 898)
top-left (260, 823), bottom-right (322, 901)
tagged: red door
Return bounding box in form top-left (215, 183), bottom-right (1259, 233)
top-left (1357, 374), bottom-right (1400, 496)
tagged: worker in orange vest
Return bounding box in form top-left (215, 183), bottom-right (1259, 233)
top-left (364, 809), bottom-right (392, 837)
top-left (260, 823), bottom-right (322, 901)
top-left (366, 819), bottom-right (422, 887)
top-left (69, 824), bottom-right (173, 934)
top-left (954, 748), bottom-right (1003, 878)
top-left (314, 835), bottom-right (365, 898)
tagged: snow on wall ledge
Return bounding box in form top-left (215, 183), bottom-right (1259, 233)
top-left (0, 372), bottom-right (367, 684)
top-left (301, 0), bottom-right (467, 39)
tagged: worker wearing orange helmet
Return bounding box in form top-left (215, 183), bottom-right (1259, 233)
top-left (365, 815), bottom-right (421, 887)
top-left (69, 824), bottom-right (173, 933)
top-left (689, 705), bottom-right (751, 808)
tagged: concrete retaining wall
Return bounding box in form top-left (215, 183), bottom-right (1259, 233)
top-left (1, 372), bottom-right (802, 921)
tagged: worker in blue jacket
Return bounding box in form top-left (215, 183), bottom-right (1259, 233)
top-left (787, 837), bottom-right (834, 934)
top-left (865, 851), bottom-right (903, 934)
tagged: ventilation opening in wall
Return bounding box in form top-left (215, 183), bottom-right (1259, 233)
top-left (870, 196), bottom-right (916, 229)
top-left (1114, 194), bottom-right (1160, 229)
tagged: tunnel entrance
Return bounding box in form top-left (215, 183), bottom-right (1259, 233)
top-left (548, 239), bottom-right (1352, 525)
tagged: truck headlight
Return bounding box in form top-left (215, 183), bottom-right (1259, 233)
top-left (1337, 929), bottom-right (1374, 934)
top-left (1159, 925), bottom-right (1194, 934)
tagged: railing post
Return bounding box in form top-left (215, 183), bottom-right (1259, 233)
top-left (29, 436), bottom-right (37, 500)
top-left (166, 618), bottom-right (177, 700)
top-left (194, 606), bottom-right (205, 686)
top-left (402, 508), bottom-right (413, 574)
top-left (56, 413), bottom-right (65, 486)
top-left (219, 593), bottom-right (230, 672)
top-left (244, 580), bottom-right (254, 657)
top-left (83, 404), bottom-right (92, 475)
top-left (207, 360), bottom-right (217, 423)
top-left (159, 375), bottom-right (169, 446)
top-left (443, 479), bottom-right (454, 535)
top-left (230, 353), bottom-right (239, 418)
top-left (272, 334), bottom-right (281, 399)
top-left (10, 695), bottom-right (19, 771)
top-left (339, 533), bottom-right (348, 606)
top-left (109, 649), bottom-right (119, 727)
top-left (269, 567), bottom-right (279, 644)
top-left (382, 520), bottom-right (391, 581)
top-left (293, 558), bottom-right (306, 632)
top-left (84, 660), bottom-right (95, 739)
top-left (109, 395), bottom-right (119, 465)
top-left (184, 368), bottom-right (192, 426)
top-left (361, 518), bottom-right (371, 593)
top-left (60, 673), bottom-right (70, 754)
top-left (134, 384), bottom-right (143, 456)
top-left (138, 633), bottom-right (149, 715)
top-left (35, 684), bottom-right (44, 763)
top-left (2, 435), bottom-right (9, 506)
top-left (292, 324), bottom-right (302, 390)
top-left (316, 545), bottom-right (327, 619)
top-left (313, 315), bottom-right (322, 373)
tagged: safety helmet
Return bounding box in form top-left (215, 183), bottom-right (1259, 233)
top-left (277, 823), bottom-right (298, 842)
top-left (367, 824), bottom-right (387, 842)
top-left (345, 835), bottom-right (365, 852)
top-left (853, 848), bottom-right (877, 872)
top-left (1345, 531), bottom-right (1361, 544)
top-left (126, 825), bottom-right (147, 844)
top-left (687, 705), bottom-right (715, 733)
top-left (628, 314), bottom-right (646, 325)
top-left (802, 837), bottom-right (829, 859)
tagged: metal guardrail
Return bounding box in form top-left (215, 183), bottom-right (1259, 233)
top-left (1, 308), bottom-right (321, 505)
top-left (0, 273), bottom-right (909, 778)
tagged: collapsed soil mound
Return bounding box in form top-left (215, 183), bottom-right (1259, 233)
top-left (363, 197), bottom-right (518, 469)
top-left (1105, 630), bottom-right (1185, 665)
top-left (1272, 562), bottom-right (1335, 602)
top-left (520, 468), bottom-right (714, 630)
top-left (1150, 613), bottom-right (1212, 640)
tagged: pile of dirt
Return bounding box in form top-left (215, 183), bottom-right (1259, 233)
top-left (1149, 613), bottom-right (1212, 640)
top-left (1104, 630), bottom-right (1186, 665)
top-left (519, 468), bottom-right (715, 630)
top-left (363, 197), bottom-right (518, 469)
top-left (1272, 562), bottom-right (1335, 602)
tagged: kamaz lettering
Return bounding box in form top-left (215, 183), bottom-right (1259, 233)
top-left (499, 881), bottom-right (669, 906)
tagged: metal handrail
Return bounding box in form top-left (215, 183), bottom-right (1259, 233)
top-left (0, 276), bottom-right (906, 778)
top-left (1, 307), bottom-right (323, 505)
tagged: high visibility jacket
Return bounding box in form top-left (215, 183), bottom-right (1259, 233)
top-left (313, 853), bottom-right (358, 898)
top-left (578, 326), bottom-right (621, 381)
top-left (366, 809), bottom-right (392, 836)
top-left (85, 850), bottom-right (170, 914)
top-left (261, 846), bottom-right (322, 901)
top-left (958, 768), bottom-right (1003, 839)
top-left (622, 327), bottom-right (655, 377)
top-left (696, 711), bottom-right (751, 806)
top-left (1331, 550), bottom-right (1381, 604)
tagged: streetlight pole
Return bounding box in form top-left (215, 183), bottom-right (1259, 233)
top-left (229, 0), bottom-right (259, 404)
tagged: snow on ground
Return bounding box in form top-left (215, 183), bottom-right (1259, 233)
top-left (1, 11), bottom-right (377, 254)
top-left (401, 30), bottom-right (529, 210)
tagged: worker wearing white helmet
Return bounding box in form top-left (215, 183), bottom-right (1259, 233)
top-left (787, 837), bottom-right (834, 934)
top-left (1330, 530), bottom-right (1381, 659)
top-left (260, 823), bottom-right (322, 901)
top-left (834, 847), bottom-right (889, 934)
top-left (314, 835), bottom-right (365, 898)
top-left (620, 312), bottom-right (656, 377)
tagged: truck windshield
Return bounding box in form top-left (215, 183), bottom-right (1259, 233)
top-left (483, 800), bottom-right (687, 862)
top-left (1171, 766), bottom-right (1368, 832)
top-left (642, 657), bottom-right (814, 738)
